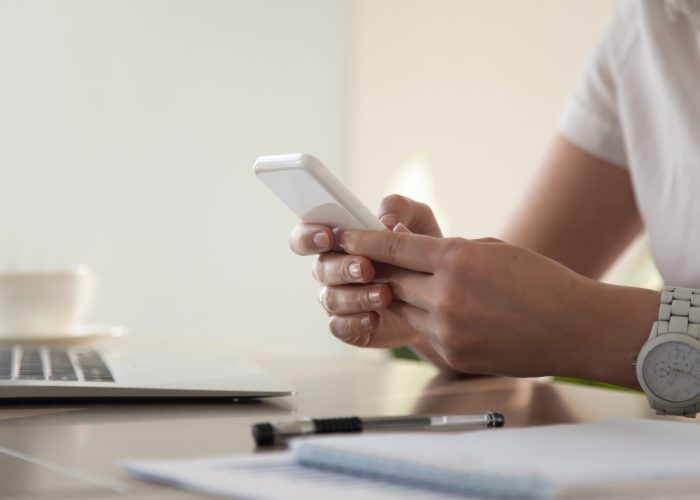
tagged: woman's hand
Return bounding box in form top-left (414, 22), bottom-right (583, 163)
top-left (289, 191), bottom-right (659, 386)
top-left (336, 229), bottom-right (660, 386)
top-left (289, 195), bottom-right (449, 364)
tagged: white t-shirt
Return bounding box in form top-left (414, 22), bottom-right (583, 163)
top-left (560, 0), bottom-right (700, 287)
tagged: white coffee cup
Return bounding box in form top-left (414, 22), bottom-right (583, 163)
top-left (0, 265), bottom-right (96, 338)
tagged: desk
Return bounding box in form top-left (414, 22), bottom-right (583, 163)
top-left (0, 338), bottom-right (659, 499)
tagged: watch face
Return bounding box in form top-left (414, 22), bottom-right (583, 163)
top-left (642, 340), bottom-right (700, 402)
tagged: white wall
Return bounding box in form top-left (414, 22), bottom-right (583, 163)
top-left (0, 1), bottom-right (649, 356)
top-left (349, 0), bottom-right (617, 239)
top-left (0, 0), bottom-right (347, 351)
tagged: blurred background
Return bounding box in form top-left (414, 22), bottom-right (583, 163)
top-left (0, 0), bottom-right (660, 355)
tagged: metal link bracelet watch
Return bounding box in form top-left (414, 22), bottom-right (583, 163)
top-left (636, 286), bottom-right (700, 417)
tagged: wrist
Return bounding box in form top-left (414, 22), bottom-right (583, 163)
top-left (555, 276), bottom-right (659, 388)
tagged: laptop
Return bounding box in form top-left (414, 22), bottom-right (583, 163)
top-left (0, 344), bottom-right (294, 400)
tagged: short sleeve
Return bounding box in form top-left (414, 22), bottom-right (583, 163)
top-left (559, 1), bottom-right (635, 169)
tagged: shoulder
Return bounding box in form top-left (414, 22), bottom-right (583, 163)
top-left (610, 0), bottom-right (697, 74)
top-left (603, 0), bottom-right (645, 74)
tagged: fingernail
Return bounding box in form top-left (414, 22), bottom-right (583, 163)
top-left (360, 315), bottom-right (372, 329)
top-left (393, 222), bottom-right (410, 233)
top-left (380, 214), bottom-right (398, 228)
top-left (369, 287), bottom-right (382, 305)
top-left (349, 261), bottom-right (362, 279)
top-left (313, 231), bottom-right (329, 249)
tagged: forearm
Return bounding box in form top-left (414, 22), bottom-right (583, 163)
top-left (503, 136), bottom-right (642, 280)
top-left (499, 136), bottom-right (655, 387)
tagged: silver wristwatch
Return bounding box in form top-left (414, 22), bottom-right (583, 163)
top-left (636, 286), bottom-right (700, 417)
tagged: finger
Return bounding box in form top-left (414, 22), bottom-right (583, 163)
top-left (289, 224), bottom-right (335, 255)
top-left (375, 265), bottom-right (433, 310)
top-left (312, 253), bottom-right (375, 285)
top-left (473, 237), bottom-right (503, 243)
top-left (379, 194), bottom-right (442, 237)
top-left (328, 311), bottom-right (411, 348)
top-left (367, 228), bottom-right (411, 280)
top-left (339, 230), bottom-right (443, 273)
top-left (387, 300), bottom-right (433, 338)
top-left (328, 312), bottom-right (378, 344)
top-left (319, 283), bottom-right (392, 315)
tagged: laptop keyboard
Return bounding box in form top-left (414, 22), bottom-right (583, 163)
top-left (0, 346), bottom-right (115, 383)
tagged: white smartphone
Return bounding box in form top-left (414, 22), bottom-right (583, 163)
top-left (254, 153), bottom-right (386, 231)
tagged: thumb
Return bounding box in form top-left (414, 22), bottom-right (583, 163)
top-left (379, 194), bottom-right (442, 237)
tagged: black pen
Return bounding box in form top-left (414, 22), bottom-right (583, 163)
top-left (252, 411), bottom-right (504, 446)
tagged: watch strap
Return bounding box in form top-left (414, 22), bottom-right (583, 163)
top-left (650, 286), bottom-right (700, 340)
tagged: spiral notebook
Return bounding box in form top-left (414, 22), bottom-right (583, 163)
top-left (122, 418), bottom-right (700, 499)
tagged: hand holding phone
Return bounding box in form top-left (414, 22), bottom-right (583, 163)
top-left (254, 153), bottom-right (386, 232)
top-left (256, 153), bottom-right (438, 358)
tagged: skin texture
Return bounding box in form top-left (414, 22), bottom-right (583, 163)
top-left (289, 135), bottom-right (661, 388)
top-left (504, 135), bottom-right (644, 279)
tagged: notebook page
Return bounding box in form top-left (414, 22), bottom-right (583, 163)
top-left (291, 418), bottom-right (700, 498)
top-left (121, 453), bottom-right (474, 500)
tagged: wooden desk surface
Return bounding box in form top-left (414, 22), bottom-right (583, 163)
top-left (0, 338), bottom-right (666, 499)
